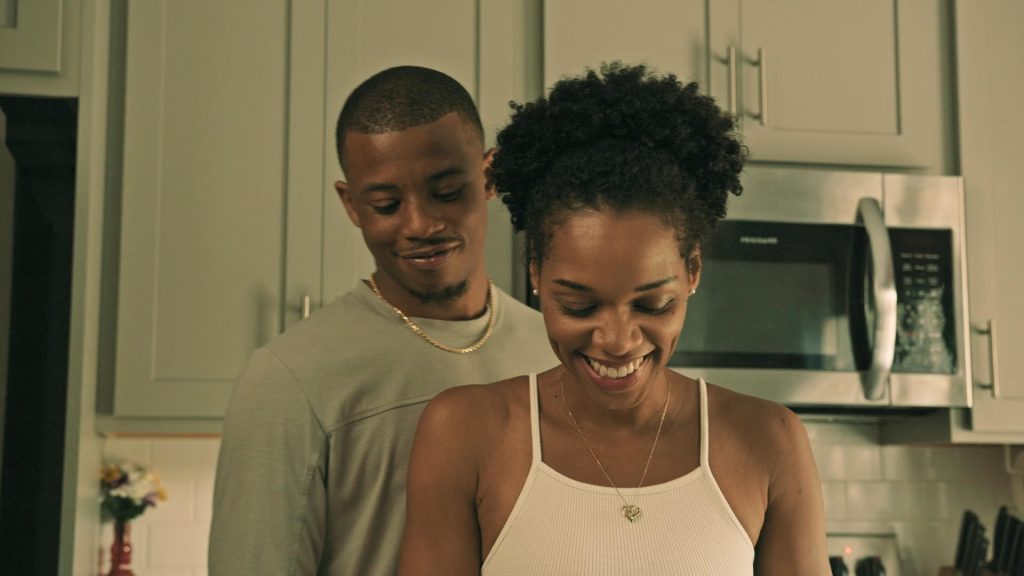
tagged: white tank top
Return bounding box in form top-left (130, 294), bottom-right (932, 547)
top-left (481, 375), bottom-right (755, 575)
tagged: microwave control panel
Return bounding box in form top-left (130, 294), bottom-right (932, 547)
top-left (890, 228), bottom-right (956, 374)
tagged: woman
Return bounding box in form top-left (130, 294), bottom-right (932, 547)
top-left (399, 64), bottom-right (828, 575)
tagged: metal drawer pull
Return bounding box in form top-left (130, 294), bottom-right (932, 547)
top-left (971, 319), bottom-right (1000, 398)
top-left (750, 47), bottom-right (768, 126)
top-left (302, 294), bottom-right (311, 320)
top-left (727, 45), bottom-right (737, 116)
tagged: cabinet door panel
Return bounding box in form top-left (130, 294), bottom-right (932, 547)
top-left (958, 0), bottom-right (1024, 433)
top-left (321, 0), bottom-right (478, 303)
top-left (710, 0), bottom-right (951, 171)
top-left (741, 0), bottom-right (898, 135)
top-left (544, 0), bottom-right (706, 88)
top-left (116, 0), bottom-right (288, 417)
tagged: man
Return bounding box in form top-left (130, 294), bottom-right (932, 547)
top-left (208, 66), bottom-right (556, 575)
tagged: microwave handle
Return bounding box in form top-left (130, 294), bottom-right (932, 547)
top-left (858, 198), bottom-right (898, 401)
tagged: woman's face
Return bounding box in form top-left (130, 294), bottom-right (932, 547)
top-left (531, 209), bottom-right (700, 407)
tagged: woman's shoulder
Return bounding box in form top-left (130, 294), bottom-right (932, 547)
top-left (705, 381), bottom-right (810, 457)
top-left (420, 376), bottom-right (531, 444)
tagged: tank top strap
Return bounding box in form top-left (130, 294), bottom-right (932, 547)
top-left (528, 373), bottom-right (542, 465)
top-left (699, 377), bottom-right (710, 467)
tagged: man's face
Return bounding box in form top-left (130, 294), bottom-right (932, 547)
top-left (336, 113), bottom-right (494, 312)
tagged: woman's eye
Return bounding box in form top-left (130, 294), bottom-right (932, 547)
top-left (559, 304), bottom-right (596, 317)
top-left (636, 300), bottom-right (676, 315)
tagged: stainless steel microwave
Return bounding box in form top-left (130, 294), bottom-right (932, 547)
top-left (671, 167), bottom-right (971, 408)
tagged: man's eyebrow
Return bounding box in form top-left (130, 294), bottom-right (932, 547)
top-left (427, 167), bottom-right (466, 183)
top-left (360, 167), bottom-right (466, 195)
top-left (552, 276), bottom-right (677, 293)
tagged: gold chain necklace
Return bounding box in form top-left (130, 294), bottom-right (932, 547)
top-left (366, 275), bottom-right (496, 354)
top-left (560, 378), bottom-right (670, 523)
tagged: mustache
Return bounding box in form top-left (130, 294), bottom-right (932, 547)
top-left (394, 235), bottom-right (464, 254)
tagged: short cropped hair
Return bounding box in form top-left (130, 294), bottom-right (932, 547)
top-left (492, 62), bottom-right (746, 267)
top-left (335, 66), bottom-right (484, 169)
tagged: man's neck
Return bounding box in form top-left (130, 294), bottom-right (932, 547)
top-left (368, 275), bottom-right (491, 321)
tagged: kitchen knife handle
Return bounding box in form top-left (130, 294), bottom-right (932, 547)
top-left (971, 319), bottom-right (1001, 398)
top-left (858, 197), bottom-right (897, 401)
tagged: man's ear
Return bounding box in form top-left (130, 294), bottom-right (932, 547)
top-left (335, 181), bottom-right (362, 228)
top-left (483, 147), bottom-right (497, 200)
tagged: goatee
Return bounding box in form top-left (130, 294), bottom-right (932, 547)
top-left (408, 279), bottom-right (469, 304)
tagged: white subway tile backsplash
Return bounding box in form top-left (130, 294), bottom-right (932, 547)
top-left (147, 522), bottom-right (209, 569)
top-left (150, 439), bottom-right (220, 481)
top-left (821, 482), bottom-right (848, 519)
top-left (95, 423), bottom-right (1016, 576)
top-left (141, 480), bottom-right (196, 524)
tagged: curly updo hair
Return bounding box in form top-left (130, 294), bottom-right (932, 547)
top-left (492, 63), bottom-right (746, 269)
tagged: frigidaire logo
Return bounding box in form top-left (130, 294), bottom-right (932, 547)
top-left (739, 235), bottom-right (779, 245)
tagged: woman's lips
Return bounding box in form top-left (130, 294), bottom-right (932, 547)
top-left (578, 353), bottom-right (650, 392)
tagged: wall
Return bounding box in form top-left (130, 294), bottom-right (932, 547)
top-left (100, 421), bottom-right (1021, 576)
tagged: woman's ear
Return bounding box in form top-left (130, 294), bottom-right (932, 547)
top-left (687, 247), bottom-right (702, 293)
top-left (483, 147), bottom-right (497, 200)
top-left (529, 260), bottom-right (539, 297)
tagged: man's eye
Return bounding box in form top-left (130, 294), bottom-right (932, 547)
top-left (435, 187), bottom-right (463, 202)
top-left (371, 201), bottom-right (399, 215)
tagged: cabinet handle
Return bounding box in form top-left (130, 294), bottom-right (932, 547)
top-left (302, 294), bottom-right (311, 320)
top-left (727, 45), bottom-right (737, 116)
top-left (750, 47), bottom-right (768, 126)
top-left (972, 319), bottom-right (1000, 398)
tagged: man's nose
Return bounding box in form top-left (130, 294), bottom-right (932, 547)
top-left (401, 199), bottom-right (445, 239)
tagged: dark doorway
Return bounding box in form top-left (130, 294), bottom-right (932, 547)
top-left (0, 96), bottom-right (77, 576)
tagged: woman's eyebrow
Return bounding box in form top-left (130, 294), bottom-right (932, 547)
top-left (552, 276), bottom-right (677, 293)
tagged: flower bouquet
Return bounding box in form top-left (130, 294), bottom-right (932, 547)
top-left (100, 461), bottom-right (167, 576)
top-left (100, 461), bottom-right (168, 522)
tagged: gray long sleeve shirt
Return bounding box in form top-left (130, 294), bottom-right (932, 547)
top-left (209, 281), bottom-right (557, 575)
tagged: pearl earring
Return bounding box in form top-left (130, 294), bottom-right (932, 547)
top-left (532, 288), bottom-right (539, 296)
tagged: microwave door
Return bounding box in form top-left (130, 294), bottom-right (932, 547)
top-left (856, 198), bottom-right (898, 401)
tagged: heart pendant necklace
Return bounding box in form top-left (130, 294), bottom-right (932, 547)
top-left (560, 378), bottom-right (670, 523)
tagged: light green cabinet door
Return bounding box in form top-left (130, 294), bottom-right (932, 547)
top-left (544, 0), bottom-right (707, 90)
top-left (114, 0), bottom-right (294, 417)
top-left (956, 0), bottom-right (1024, 436)
top-left (319, 0), bottom-right (482, 304)
top-left (711, 0), bottom-right (952, 171)
top-left (0, 0), bottom-right (79, 97)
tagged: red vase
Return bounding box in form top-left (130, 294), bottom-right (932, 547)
top-left (108, 521), bottom-right (135, 576)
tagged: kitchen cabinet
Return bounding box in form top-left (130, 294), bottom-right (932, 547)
top-left (103, 0), bottom-right (539, 428)
top-left (0, 0), bottom-right (80, 97)
top-left (544, 0), bottom-right (954, 173)
top-left (108, 0), bottom-right (295, 421)
top-left (883, 0), bottom-right (1024, 445)
top-left (957, 0), bottom-right (1024, 437)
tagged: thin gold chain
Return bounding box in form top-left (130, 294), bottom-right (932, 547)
top-left (366, 275), bottom-right (496, 354)
top-left (560, 377), bottom-right (670, 518)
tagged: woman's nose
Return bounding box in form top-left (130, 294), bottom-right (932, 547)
top-left (593, 311), bottom-right (642, 356)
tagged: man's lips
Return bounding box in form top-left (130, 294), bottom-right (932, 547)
top-left (398, 242), bottom-right (461, 259)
